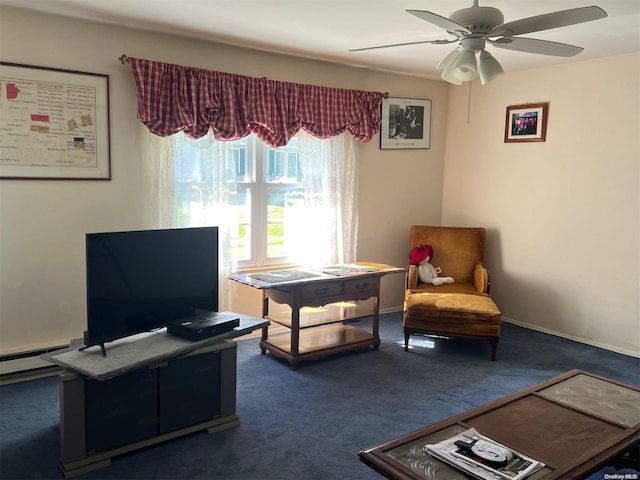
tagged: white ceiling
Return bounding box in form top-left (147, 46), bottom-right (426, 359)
top-left (2, 0), bottom-right (640, 79)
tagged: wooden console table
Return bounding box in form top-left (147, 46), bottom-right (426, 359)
top-left (42, 314), bottom-right (267, 478)
top-left (229, 263), bottom-right (404, 368)
top-left (359, 370), bottom-right (640, 480)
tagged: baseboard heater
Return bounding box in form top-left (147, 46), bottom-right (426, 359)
top-left (0, 345), bottom-right (67, 377)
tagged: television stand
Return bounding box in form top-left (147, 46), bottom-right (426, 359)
top-left (42, 314), bottom-right (268, 478)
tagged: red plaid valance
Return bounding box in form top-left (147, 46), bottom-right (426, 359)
top-left (130, 58), bottom-right (383, 147)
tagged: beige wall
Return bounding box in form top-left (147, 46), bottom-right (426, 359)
top-left (442, 53), bottom-right (640, 356)
top-left (0, 6), bottom-right (448, 354)
top-left (2, 5), bottom-right (637, 359)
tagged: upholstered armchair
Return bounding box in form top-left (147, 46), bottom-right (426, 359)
top-left (404, 225), bottom-right (502, 360)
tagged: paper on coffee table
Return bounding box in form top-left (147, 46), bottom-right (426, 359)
top-left (425, 428), bottom-right (545, 480)
top-left (321, 264), bottom-right (379, 275)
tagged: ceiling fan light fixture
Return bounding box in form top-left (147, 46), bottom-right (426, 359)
top-left (452, 49), bottom-right (477, 81)
top-left (478, 50), bottom-right (504, 84)
top-left (437, 48), bottom-right (459, 70)
top-left (439, 49), bottom-right (463, 84)
top-left (441, 66), bottom-right (463, 85)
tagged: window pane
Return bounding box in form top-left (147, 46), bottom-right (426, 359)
top-left (266, 186), bottom-right (304, 258)
top-left (230, 186), bottom-right (251, 260)
top-left (232, 143), bottom-right (248, 182)
top-left (266, 141), bottom-right (300, 184)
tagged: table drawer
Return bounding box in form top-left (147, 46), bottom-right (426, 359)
top-left (301, 281), bottom-right (342, 300)
top-left (343, 278), bottom-right (377, 296)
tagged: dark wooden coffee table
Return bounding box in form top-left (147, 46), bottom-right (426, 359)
top-left (359, 370), bottom-right (640, 479)
top-left (229, 263), bottom-right (404, 368)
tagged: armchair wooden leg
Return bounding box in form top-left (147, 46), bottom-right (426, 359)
top-left (490, 339), bottom-right (498, 361)
top-left (404, 330), bottom-right (410, 351)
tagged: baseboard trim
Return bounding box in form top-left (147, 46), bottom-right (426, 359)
top-left (386, 306), bottom-right (639, 359)
top-left (503, 316), bottom-right (640, 359)
top-left (380, 306), bottom-right (403, 315)
top-left (0, 365), bottom-right (62, 386)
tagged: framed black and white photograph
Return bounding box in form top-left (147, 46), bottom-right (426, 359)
top-left (0, 62), bottom-right (110, 180)
top-left (504, 102), bottom-right (549, 143)
top-left (380, 97), bottom-right (431, 150)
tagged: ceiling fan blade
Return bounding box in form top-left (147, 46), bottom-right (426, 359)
top-left (406, 10), bottom-right (471, 35)
top-left (349, 38), bottom-right (455, 52)
top-left (492, 6), bottom-right (607, 37)
top-left (490, 37), bottom-right (584, 57)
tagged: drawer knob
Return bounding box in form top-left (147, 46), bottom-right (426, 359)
top-left (314, 287), bottom-right (329, 295)
top-left (354, 283), bottom-right (368, 290)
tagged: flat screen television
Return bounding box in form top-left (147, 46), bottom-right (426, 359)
top-left (83, 227), bottom-right (219, 354)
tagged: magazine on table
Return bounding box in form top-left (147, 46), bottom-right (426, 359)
top-left (425, 428), bottom-right (545, 480)
top-left (321, 264), bottom-right (378, 276)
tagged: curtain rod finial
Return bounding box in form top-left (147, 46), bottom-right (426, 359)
top-left (119, 55), bottom-right (130, 65)
top-left (383, 92), bottom-right (390, 99)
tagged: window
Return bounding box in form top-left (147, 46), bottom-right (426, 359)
top-left (173, 134), bottom-right (307, 268)
top-left (143, 127), bottom-right (359, 284)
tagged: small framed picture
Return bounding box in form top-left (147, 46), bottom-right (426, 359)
top-left (380, 97), bottom-right (431, 150)
top-left (504, 102), bottom-right (549, 143)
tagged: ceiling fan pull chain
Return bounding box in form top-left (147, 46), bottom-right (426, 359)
top-left (467, 82), bottom-right (472, 124)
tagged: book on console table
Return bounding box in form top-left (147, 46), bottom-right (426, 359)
top-left (425, 428), bottom-right (545, 480)
top-left (321, 264), bottom-right (379, 276)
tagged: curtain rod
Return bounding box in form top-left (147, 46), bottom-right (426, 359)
top-left (118, 55), bottom-right (390, 98)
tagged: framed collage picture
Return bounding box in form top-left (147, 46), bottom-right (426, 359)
top-left (0, 62), bottom-right (110, 180)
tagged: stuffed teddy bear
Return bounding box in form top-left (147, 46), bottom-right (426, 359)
top-left (409, 244), bottom-right (455, 286)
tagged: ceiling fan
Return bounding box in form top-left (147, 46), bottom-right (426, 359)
top-left (351, 1), bottom-right (608, 85)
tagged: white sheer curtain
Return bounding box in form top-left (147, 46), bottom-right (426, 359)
top-left (139, 124), bottom-right (239, 310)
top-left (139, 125), bottom-right (359, 309)
top-left (293, 131), bottom-right (359, 266)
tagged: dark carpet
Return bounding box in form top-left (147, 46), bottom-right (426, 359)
top-left (1, 312), bottom-right (638, 480)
